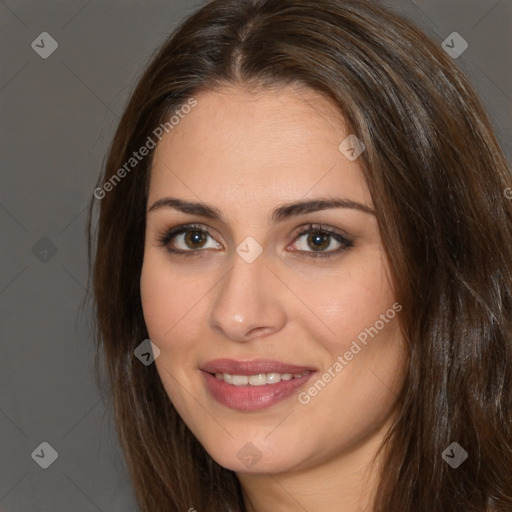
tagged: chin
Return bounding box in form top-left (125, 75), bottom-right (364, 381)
top-left (200, 435), bottom-right (302, 474)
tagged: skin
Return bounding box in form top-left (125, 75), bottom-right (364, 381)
top-left (140, 84), bottom-right (407, 512)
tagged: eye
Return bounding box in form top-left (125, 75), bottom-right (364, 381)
top-left (157, 223), bottom-right (222, 256)
top-left (288, 224), bottom-right (353, 258)
top-left (157, 222), bottom-right (353, 259)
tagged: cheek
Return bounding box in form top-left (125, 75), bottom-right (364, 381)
top-left (296, 256), bottom-right (396, 352)
top-left (140, 256), bottom-right (203, 408)
top-left (140, 261), bottom-right (172, 339)
top-left (139, 254), bottom-right (203, 343)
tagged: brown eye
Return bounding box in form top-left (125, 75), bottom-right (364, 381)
top-left (306, 232), bottom-right (331, 251)
top-left (290, 224), bottom-right (353, 258)
top-left (183, 230), bottom-right (208, 249)
top-left (158, 224), bottom-right (222, 256)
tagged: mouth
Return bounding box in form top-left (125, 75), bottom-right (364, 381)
top-left (211, 370), bottom-right (311, 386)
top-left (200, 359), bottom-right (317, 411)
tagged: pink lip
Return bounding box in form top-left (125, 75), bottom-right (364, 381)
top-left (200, 359), bottom-right (317, 411)
top-left (200, 358), bottom-right (317, 375)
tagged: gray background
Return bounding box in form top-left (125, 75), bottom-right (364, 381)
top-left (1, 1), bottom-right (511, 510)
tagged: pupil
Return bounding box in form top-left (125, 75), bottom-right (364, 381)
top-left (185, 231), bottom-right (205, 248)
top-left (308, 232), bottom-right (329, 251)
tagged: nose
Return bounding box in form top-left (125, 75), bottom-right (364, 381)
top-left (208, 251), bottom-right (287, 343)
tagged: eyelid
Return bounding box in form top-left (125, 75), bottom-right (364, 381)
top-left (287, 223), bottom-right (353, 258)
top-left (290, 223), bottom-right (352, 244)
top-left (157, 223), bottom-right (221, 252)
top-left (157, 222), bottom-right (353, 258)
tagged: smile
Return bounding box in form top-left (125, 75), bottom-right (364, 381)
top-left (200, 359), bottom-right (317, 411)
top-left (214, 371), bottom-right (311, 386)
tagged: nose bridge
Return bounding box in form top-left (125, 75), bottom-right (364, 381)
top-left (208, 250), bottom-right (285, 341)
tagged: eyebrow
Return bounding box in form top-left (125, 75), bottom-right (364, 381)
top-left (147, 196), bottom-right (375, 223)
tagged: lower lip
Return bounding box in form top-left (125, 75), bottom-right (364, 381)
top-left (201, 371), bottom-right (315, 411)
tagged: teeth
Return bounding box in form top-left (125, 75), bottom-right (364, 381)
top-left (232, 375), bottom-right (249, 386)
top-left (248, 374), bottom-right (267, 386)
top-left (214, 371), bottom-right (310, 386)
top-left (266, 372), bottom-right (281, 384)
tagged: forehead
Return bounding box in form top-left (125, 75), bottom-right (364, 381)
top-left (148, 85), bottom-right (371, 213)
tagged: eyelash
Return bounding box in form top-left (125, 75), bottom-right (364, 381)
top-left (156, 223), bottom-right (354, 259)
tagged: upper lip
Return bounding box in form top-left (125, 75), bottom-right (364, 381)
top-left (200, 359), bottom-right (317, 375)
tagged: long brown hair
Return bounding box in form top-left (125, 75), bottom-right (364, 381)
top-left (86, 0), bottom-right (512, 510)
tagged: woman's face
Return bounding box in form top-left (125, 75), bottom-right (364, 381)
top-left (140, 85), bottom-right (406, 474)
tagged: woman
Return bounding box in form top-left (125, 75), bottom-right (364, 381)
top-left (87, 0), bottom-right (512, 510)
